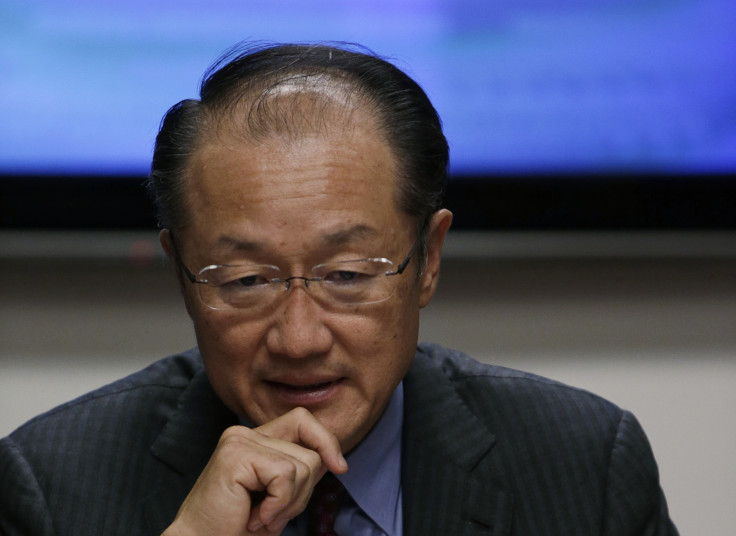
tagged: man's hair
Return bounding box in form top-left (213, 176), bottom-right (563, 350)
top-left (147, 42), bottom-right (449, 266)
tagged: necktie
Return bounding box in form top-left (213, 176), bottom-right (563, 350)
top-left (307, 473), bottom-right (346, 536)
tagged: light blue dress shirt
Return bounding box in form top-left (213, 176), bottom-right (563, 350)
top-left (282, 382), bottom-right (404, 535)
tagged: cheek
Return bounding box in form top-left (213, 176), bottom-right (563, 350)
top-left (338, 295), bottom-right (420, 373)
top-left (387, 280), bottom-right (422, 339)
top-left (192, 312), bottom-right (272, 416)
top-left (192, 310), bottom-right (265, 373)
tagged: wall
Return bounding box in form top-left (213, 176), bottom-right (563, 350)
top-left (1, 230), bottom-right (735, 534)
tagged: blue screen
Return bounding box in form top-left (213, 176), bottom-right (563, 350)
top-left (2, 0), bottom-right (735, 175)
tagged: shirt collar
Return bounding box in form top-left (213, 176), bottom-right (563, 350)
top-left (336, 382), bottom-right (404, 535)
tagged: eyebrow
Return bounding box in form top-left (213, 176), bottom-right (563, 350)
top-left (213, 224), bottom-right (379, 254)
top-left (214, 236), bottom-right (268, 253)
top-left (320, 224), bottom-right (379, 247)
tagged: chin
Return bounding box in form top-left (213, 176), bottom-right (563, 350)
top-left (328, 417), bottom-right (374, 454)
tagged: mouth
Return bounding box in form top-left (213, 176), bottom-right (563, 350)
top-left (266, 378), bottom-right (345, 407)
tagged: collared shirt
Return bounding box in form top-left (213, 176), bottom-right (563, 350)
top-left (283, 382), bottom-right (404, 535)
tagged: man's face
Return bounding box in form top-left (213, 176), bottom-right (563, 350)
top-left (165, 111), bottom-right (448, 452)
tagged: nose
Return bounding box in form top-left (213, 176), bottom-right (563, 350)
top-left (266, 281), bottom-right (333, 359)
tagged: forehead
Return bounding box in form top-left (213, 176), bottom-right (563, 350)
top-left (182, 106), bottom-right (408, 255)
top-left (204, 72), bottom-right (373, 146)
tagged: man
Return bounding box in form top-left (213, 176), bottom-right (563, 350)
top-left (0, 43), bottom-right (677, 535)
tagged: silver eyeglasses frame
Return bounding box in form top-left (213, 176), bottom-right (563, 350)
top-left (169, 232), bottom-right (419, 311)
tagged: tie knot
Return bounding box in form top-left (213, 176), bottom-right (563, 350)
top-left (307, 473), bottom-right (346, 536)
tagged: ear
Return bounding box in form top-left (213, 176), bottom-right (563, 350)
top-left (159, 228), bottom-right (175, 261)
top-left (418, 209), bottom-right (453, 308)
top-left (160, 229), bottom-right (196, 319)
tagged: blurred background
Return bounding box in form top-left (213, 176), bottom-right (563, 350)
top-left (1, 1), bottom-right (735, 534)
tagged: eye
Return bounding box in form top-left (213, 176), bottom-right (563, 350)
top-left (235, 274), bottom-right (268, 287)
top-left (334, 270), bottom-right (357, 281)
top-left (220, 273), bottom-right (272, 290)
top-left (323, 270), bottom-right (370, 285)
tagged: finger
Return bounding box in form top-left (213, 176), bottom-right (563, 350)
top-left (256, 407), bottom-right (348, 475)
top-left (243, 414), bottom-right (345, 532)
top-left (248, 516), bottom-right (289, 535)
top-left (246, 446), bottom-right (319, 531)
top-left (166, 424), bottom-right (324, 536)
top-left (205, 427), bottom-right (314, 533)
top-left (267, 517), bottom-right (290, 534)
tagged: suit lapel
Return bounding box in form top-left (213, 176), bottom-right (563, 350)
top-left (402, 350), bottom-right (514, 536)
top-left (142, 365), bottom-right (238, 535)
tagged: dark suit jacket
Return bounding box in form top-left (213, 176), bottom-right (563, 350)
top-left (0, 344), bottom-right (677, 535)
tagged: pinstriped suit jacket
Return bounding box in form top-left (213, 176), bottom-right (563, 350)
top-left (0, 344), bottom-right (677, 535)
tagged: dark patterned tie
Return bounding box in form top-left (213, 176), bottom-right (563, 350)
top-left (307, 473), bottom-right (346, 536)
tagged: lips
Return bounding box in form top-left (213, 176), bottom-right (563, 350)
top-left (266, 377), bottom-right (344, 407)
top-left (280, 381), bottom-right (333, 391)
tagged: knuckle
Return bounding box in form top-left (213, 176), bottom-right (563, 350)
top-left (215, 426), bottom-right (262, 458)
top-left (219, 425), bottom-right (247, 443)
top-left (290, 406), bottom-right (312, 420)
top-left (302, 448), bottom-right (322, 470)
top-left (265, 456), bottom-right (299, 486)
top-left (282, 458), bottom-right (299, 479)
top-left (216, 428), bottom-right (242, 455)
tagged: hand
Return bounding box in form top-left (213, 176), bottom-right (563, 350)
top-left (162, 407), bottom-right (348, 536)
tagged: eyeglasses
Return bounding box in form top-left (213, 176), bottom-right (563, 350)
top-left (170, 234), bottom-right (417, 312)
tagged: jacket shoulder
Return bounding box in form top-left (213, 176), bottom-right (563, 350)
top-left (415, 342), bottom-right (623, 425)
top-left (411, 343), bottom-right (677, 534)
top-left (0, 350), bottom-right (206, 535)
top-left (10, 349), bottom-right (203, 440)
